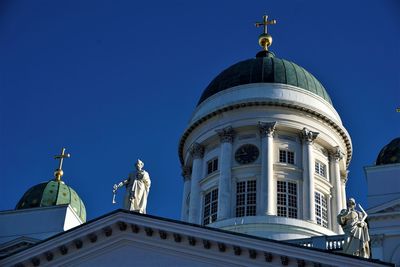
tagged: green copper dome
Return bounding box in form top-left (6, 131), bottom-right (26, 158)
top-left (376, 137), bottom-right (400, 165)
top-left (198, 52), bottom-right (332, 106)
top-left (15, 180), bottom-right (86, 222)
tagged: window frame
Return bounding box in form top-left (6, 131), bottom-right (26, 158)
top-left (276, 180), bottom-right (298, 219)
top-left (315, 191), bottom-right (328, 228)
top-left (278, 149), bottom-right (295, 165)
top-left (235, 180), bottom-right (257, 217)
top-left (203, 188), bottom-right (218, 225)
top-left (315, 160), bottom-right (327, 178)
top-left (206, 157), bottom-right (219, 175)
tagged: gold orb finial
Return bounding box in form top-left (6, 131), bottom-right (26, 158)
top-left (54, 148), bottom-right (70, 182)
top-left (255, 15), bottom-right (277, 51)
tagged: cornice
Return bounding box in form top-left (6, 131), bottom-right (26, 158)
top-left (179, 100), bottom-right (352, 168)
top-left (2, 211), bottom-right (391, 267)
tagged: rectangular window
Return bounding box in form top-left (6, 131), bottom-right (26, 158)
top-left (279, 150), bottom-right (295, 164)
top-left (315, 161), bottom-right (326, 177)
top-left (207, 158), bottom-right (218, 175)
top-left (236, 180), bottom-right (257, 217)
top-left (277, 181), bottom-right (297, 218)
top-left (203, 188), bottom-right (218, 225)
top-left (315, 192), bottom-right (328, 228)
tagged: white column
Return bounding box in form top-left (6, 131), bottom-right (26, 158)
top-left (300, 127), bottom-right (318, 222)
top-left (341, 171), bottom-right (348, 208)
top-left (188, 143), bottom-right (204, 224)
top-left (258, 121), bottom-right (276, 216)
top-left (180, 165), bottom-right (192, 221)
top-left (216, 126), bottom-right (235, 221)
top-left (330, 146), bottom-right (344, 233)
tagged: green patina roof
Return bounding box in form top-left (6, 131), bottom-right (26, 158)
top-left (16, 180), bottom-right (86, 222)
top-left (197, 52), bottom-right (332, 106)
top-left (376, 137), bottom-right (400, 165)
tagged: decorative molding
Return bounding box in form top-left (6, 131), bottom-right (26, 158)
top-left (218, 243), bottom-right (226, 252)
top-left (45, 251), bottom-right (53, 261)
top-left (329, 146), bottom-right (344, 161)
top-left (216, 126), bottom-right (235, 143)
top-left (131, 224), bottom-right (139, 233)
top-left (264, 252), bottom-right (273, 262)
top-left (203, 240), bottom-right (211, 249)
top-left (118, 221), bottom-right (127, 231)
top-left (3, 211), bottom-right (384, 267)
top-left (178, 101), bottom-right (353, 168)
top-left (249, 249), bottom-right (257, 259)
top-left (188, 236), bottom-right (196, 246)
top-left (159, 230), bottom-right (167, 240)
top-left (234, 246), bottom-right (241, 255)
top-left (281, 255), bottom-right (289, 265)
top-left (189, 143), bottom-right (205, 159)
top-left (258, 121), bottom-right (276, 138)
top-left (181, 165), bottom-right (192, 181)
top-left (300, 127), bottom-right (319, 144)
top-left (340, 170), bottom-right (349, 184)
top-left (103, 227), bottom-right (112, 237)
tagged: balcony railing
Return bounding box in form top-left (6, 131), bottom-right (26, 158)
top-left (285, 235), bottom-right (345, 251)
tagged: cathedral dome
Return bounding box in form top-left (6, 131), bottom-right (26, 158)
top-left (197, 52), bottom-right (332, 106)
top-left (376, 137), bottom-right (400, 165)
top-left (15, 180), bottom-right (86, 222)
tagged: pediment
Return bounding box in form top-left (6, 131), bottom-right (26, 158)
top-left (0, 236), bottom-right (39, 257)
top-left (0, 210), bottom-right (390, 267)
top-left (368, 199), bottom-right (400, 215)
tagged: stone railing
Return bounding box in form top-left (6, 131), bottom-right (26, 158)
top-left (285, 235), bottom-right (345, 251)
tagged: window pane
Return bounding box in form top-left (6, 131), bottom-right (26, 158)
top-left (203, 189), bottom-right (218, 225)
top-left (279, 150), bottom-right (286, 163)
top-left (236, 180), bottom-right (256, 217)
top-left (288, 151), bottom-right (294, 164)
top-left (277, 181), bottom-right (297, 218)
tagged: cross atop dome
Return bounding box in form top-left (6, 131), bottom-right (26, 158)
top-left (54, 147), bottom-right (70, 182)
top-left (255, 15), bottom-right (277, 51)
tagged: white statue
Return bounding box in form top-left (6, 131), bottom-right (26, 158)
top-left (113, 159), bottom-right (151, 214)
top-left (337, 198), bottom-right (370, 258)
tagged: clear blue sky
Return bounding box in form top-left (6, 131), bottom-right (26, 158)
top-left (0, 0), bottom-right (399, 221)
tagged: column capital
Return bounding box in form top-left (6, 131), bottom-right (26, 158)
top-left (258, 121), bottom-right (276, 138)
top-left (329, 146), bottom-right (344, 161)
top-left (216, 126), bottom-right (235, 143)
top-left (190, 142), bottom-right (205, 159)
top-left (181, 165), bottom-right (192, 181)
top-left (340, 170), bottom-right (349, 184)
top-left (300, 127), bottom-right (319, 144)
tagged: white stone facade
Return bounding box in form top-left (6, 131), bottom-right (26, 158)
top-left (365, 163), bottom-right (400, 265)
top-left (179, 83), bottom-right (352, 240)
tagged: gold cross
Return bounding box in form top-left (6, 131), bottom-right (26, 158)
top-left (54, 148), bottom-right (70, 181)
top-left (255, 15), bottom-right (276, 35)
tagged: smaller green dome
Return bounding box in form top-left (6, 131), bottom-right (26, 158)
top-left (376, 137), bottom-right (400, 165)
top-left (16, 180), bottom-right (86, 222)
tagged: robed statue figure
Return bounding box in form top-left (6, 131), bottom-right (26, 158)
top-left (113, 159), bottom-right (151, 214)
top-left (337, 198), bottom-right (370, 258)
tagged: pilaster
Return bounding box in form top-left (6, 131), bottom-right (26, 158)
top-left (300, 127), bottom-right (318, 222)
top-left (216, 126), bottom-right (235, 221)
top-left (188, 143), bottom-right (204, 224)
top-left (258, 121), bottom-right (276, 215)
top-left (181, 165), bottom-right (192, 221)
top-left (329, 146), bottom-right (344, 233)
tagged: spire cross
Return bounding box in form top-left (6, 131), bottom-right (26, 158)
top-left (255, 15), bottom-right (276, 35)
top-left (54, 148), bottom-right (70, 181)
